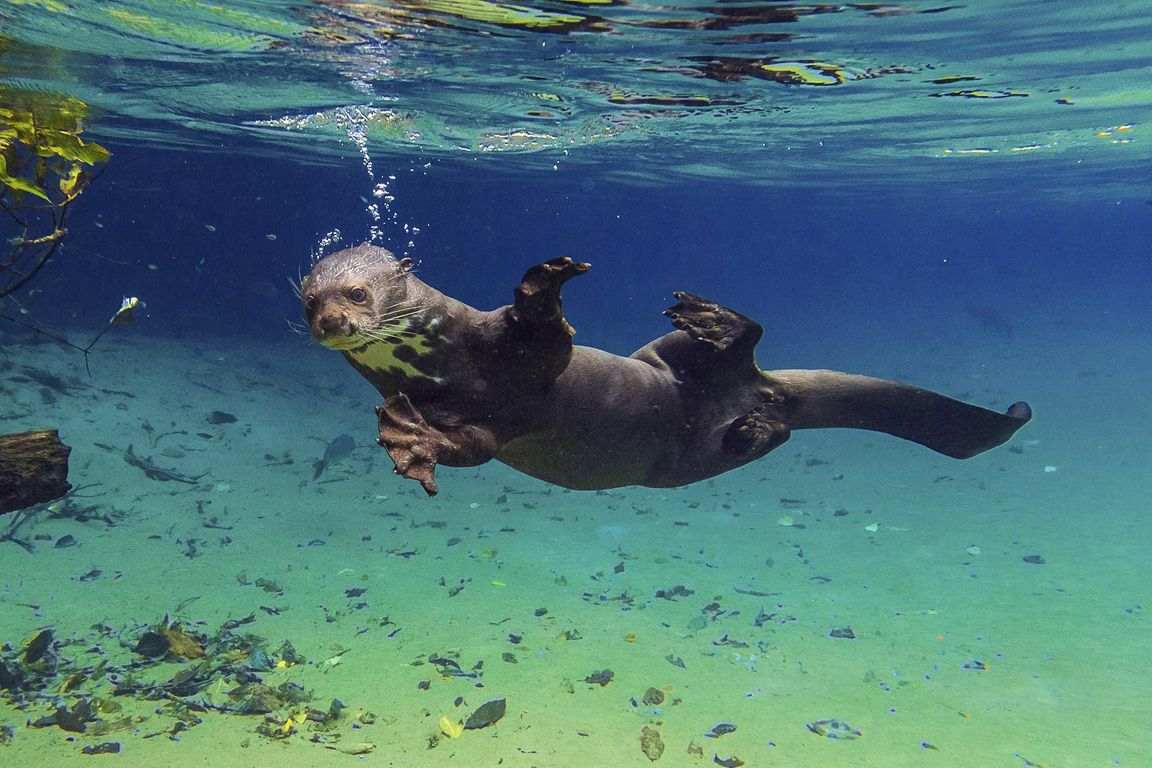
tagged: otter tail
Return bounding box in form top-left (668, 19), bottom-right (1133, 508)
top-left (768, 369), bottom-right (1032, 459)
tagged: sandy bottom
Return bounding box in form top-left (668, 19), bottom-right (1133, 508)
top-left (1, 328), bottom-right (1147, 768)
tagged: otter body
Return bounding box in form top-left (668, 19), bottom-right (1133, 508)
top-left (302, 244), bottom-right (1031, 495)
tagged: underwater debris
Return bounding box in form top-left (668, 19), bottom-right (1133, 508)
top-left (439, 714), bottom-right (464, 739)
top-left (0, 660), bottom-right (21, 691)
top-left (1022, 554), bottom-right (1045, 565)
top-left (806, 718), bottom-right (862, 740)
top-left (641, 687), bottom-right (665, 706)
top-left (81, 741), bottom-right (121, 754)
top-left (22, 628), bottom-right (55, 663)
top-left (133, 631), bottom-right (170, 659)
top-left (713, 755), bottom-right (745, 767)
top-left (31, 697), bottom-right (98, 732)
top-left (0, 612), bottom-right (374, 752)
top-left (584, 669), bottom-right (614, 687)
top-left (80, 297), bottom-right (142, 375)
top-left (206, 410), bottom-right (237, 425)
top-left (324, 740), bottom-right (376, 754)
top-left (160, 624), bottom-right (206, 660)
top-left (640, 725), bottom-right (664, 760)
top-left (706, 723), bottom-right (737, 738)
top-left (254, 577), bottom-right (283, 594)
top-left (463, 697), bottom-right (506, 730)
top-left (111, 444), bottom-right (207, 484)
top-left (828, 626), bottom-right (856, 640)
top-left (654, 584), bottom-right (694, 600)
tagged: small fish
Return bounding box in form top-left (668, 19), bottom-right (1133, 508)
top-left (312, 434), bottom-right (356, 479)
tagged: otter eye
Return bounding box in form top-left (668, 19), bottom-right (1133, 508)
top-left (304, 295), bottom-right (318, 313)
top-left (348, 287), bottom-right (368, 303)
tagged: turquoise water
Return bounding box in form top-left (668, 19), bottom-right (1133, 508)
top-left (2, 1), bottom-right (1150, 766)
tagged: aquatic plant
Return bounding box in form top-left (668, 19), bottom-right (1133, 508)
top-left (0, 85), bottom-right (109, 300)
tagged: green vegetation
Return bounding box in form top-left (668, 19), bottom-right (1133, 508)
top-left (1, 86), bottom-right (109, 299)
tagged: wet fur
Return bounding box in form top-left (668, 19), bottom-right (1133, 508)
top-left (302, 245), bottom-right (1031, 495)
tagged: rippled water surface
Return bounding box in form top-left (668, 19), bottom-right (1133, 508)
top-left (3, 1), bottom-right (1150, 192)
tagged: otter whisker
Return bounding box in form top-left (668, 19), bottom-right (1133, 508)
top-left (375, 304), bottom-right (425, 319)
top-left (376, 298), bottom-right (424, 313)
top-left (360, 327), bottom-right (419, 345)
top-left (374, 311), bottom-right (423, 327)
top-left (375, 321), bottom-right (422, 335)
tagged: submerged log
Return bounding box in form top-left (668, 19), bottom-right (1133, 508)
top-left (0, 430), bottom-right (72, 515)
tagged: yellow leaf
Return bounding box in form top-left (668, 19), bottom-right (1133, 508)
top-left (439, 715), bottom-right (463, 739)
top-left (2, 172), bottom-right (51, 202)
top-left (59, 163), bottom-right (83, 197)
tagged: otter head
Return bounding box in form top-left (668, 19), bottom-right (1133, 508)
top-left (300, 244), bottom-right (415, 352)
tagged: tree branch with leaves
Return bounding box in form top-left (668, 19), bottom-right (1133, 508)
top-left (1, 87), bottom-right (109, 300)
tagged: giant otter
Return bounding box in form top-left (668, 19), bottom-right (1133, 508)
top-left (301, 244), bottom-right (1031, 495)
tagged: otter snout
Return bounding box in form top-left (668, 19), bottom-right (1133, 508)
top-left (314, 307), bottom-right (351, 337)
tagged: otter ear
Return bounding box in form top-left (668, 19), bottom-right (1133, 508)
top-left (396, 257), bottom-right (414, 274)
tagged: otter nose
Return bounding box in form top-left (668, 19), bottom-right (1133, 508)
top-left (316, 311), bottom-right (349, 336)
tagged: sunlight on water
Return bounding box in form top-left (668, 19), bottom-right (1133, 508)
top-left (1, 0), bottom-right (1149, 194)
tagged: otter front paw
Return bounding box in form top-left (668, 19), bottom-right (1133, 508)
top-left (375, 394), bottom-right (452, 496)
top-left (513, 257), bottom-right (590, 328)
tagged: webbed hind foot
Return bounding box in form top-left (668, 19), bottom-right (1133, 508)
top-left (664, 292), bottom-right (763, 354)
top-left (722, 405), bottom-right (791, 458)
